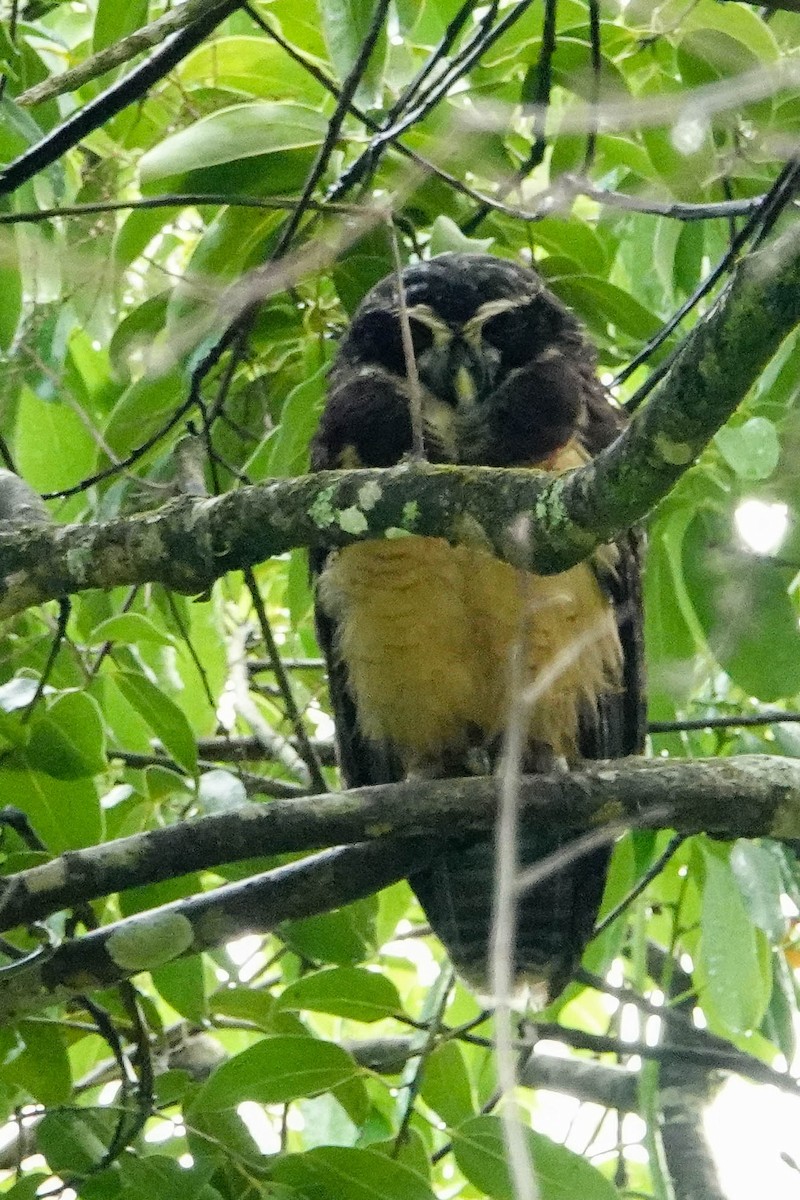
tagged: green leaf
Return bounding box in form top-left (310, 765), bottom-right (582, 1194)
top-left (15, 385), bottom-right (98, 494)
top-left (678, 0), bottom-right (779, 63)
top-left (114, 670), bottom-right (198, 776)
top-left (0, 247), bottom-right (21, 350)
top-left (36, 1109), bottom-right (117, 1174)
top-left (139, 102), bottom-right (327, 191)
top-left (180, 36), bottom-right (327, 105)
top-left (643, 519), bottom-right (699, 712)
top-left (531, 218), bottom-right (609, 275)
top-left (697, 841), bottom-right (772, 1033)
top-left (549, 276), bottom-right (662, 344)
top-left (682, 511), bottom-right (800, 701)
top-left (272, 1145), bottom-right (435, 1200)
top-left (264, 360), bottom-right (328, 478)
top-left (4, 1020), bottom-right (71, 1105)
top-left (278, 967), bottom-right (401, 1022)
top-left (281, 895), bottom-right (378, 965)
top-left (332, 225), bottom-right (395, 314)
top-left (763, 950), bottom-right (797, 1065)
top-left (152, 954), bottom-right (209, 1023)
top-left (428, 216), bottom-right (493, 257)
top-left (104, 1154), bottom-right (219, 1200)
top-left (94, 0), bottom-right (148, 52)
top-left (2, 1178), bottom-right (50, 1200)
top-left (715, 417), bottom-right (780, 480)
top-left (112, 207), bottom-right (184, 271)
top-left (453, 1115), bottom-right (619, 1200)
top-left (730, 840), bottom-right (786, 944)
top-left (100, 366), bottom-right (185, 462)
top-left (26, 692), bottom-right (107, 780)
top-left (191, 1036), bottom-right (358, 1111)
top-left (89, 613), bottom-right (174, 648)
top-left (0, 768), bottom-right (103, 851)
top-left (166, 205), bottom-right (282, 337)
top-left (419, 1040), bottom-right (474, 1126)
top-left (317, 0), bottom-right (388, 109)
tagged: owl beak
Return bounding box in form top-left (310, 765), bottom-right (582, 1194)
top-left (453, 361), bottom-right (478, 408)
top-left (449, 341), bottom-right (482, 410)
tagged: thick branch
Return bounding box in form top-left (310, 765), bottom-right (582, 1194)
top-left (0, 226), bottom-right (798, 615)
top-left (0, 840), bottom-right (427, 1023)
top-left (2, 755), bottom-right (799, 933)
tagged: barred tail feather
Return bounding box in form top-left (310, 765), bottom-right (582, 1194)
top-left (409, 830), bottom-right (608, 1001)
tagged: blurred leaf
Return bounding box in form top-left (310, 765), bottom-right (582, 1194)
top-left (419, 1040), bottom-right (474, 1126)
top-left (89, 613), bottom-right (174, 648)
top-left (453, 1115), bottom-right (619, 1199)
top-left (26, 691), bottom-right (106, 779)
top-left (4, 1021), bottom-right (71, 1105)
top-left (37, 1109), bottom-right (117, 1175)
top-left (682, 511), bottom-right (800, 702)
top-left (550, 275), bottom-right (662, 343)
top-left (281, 895), bottom-right (379, 965)
top-left (15, 386), bottom-right (98, 493)
top-left (152, 954), bottom-right (209, 1023)
top-left (715, 417), bottom-right (780, 481)
top-left (317, 0), bottom-right (388, 109)
top-left (0, 246), bottom-right (21, 350)
top-left (180, 36), bottom-right (328, 104)
top-left (697, 841), bottom-right (772, 1033)
top-left (114, 670), bottom-right (198, 776)
top-left (730, 840), bottom-right (786, 944)
top-left (139, 102), bottom-right (327, 191)
top-left (679, 0), bottom-right (778, 63)
top-left (264, 361), bottom-right (328, 478)
top-left (428, 216), bottom-right (493, 256)
top-left (332, 224), bottom-right (395, 314)
top-left (272, 1145), bottom-right (435, 1199)
top-left (191, 1036), bottom-right (357, 1110)
top-left (93, 0), bottom-right (148, 51)
top-left (0, 768), bottom-right (103, 851)
top-left (278, 966), bottom-right (401, 1022)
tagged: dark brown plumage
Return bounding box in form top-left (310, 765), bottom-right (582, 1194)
top-left (311, 252), bottom-right (645, 998)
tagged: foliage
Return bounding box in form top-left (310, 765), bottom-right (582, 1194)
top-left (0, 1), bottom-right (799, 1198)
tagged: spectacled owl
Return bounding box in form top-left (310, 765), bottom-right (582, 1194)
top-left (311, 252), bottom-right (645, 1000)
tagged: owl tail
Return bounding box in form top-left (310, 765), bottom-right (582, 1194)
top-left (408, 828), bottom-right (609, 1001)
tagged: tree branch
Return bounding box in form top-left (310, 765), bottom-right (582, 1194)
top-left (0, 840), bottom-right (428, 1023)
top-left (0, 223), bottom-right (798, 615)
top-left (2, 754), bottom-right (800, 932)
top-left (16, 0), bottom-right (239, 108)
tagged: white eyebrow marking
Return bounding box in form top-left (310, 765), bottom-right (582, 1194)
top-left (394, 303), bottom-right (453, 348)
top-left (463, 297), bottom-right (528, 345)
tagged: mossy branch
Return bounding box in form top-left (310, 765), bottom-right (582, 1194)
top-left (0, 226), bottom-right (798, 617)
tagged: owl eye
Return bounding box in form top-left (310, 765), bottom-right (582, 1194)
top-left (408, 318), bottom-right (434, 357)
top-left (351, 310), bottom-right (436, 375)
top-left (481, 299), bottom-right (562, 369)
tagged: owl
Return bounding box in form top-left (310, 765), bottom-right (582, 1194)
top-left (311, 253), bottom-right (645, 999)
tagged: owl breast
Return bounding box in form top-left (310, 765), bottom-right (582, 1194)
top-left (317, 444), bottom-right (623, 772)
